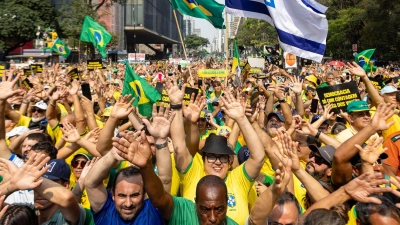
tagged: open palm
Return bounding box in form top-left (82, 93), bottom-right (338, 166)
top-left (145, 117), bottom-right (171, 139)
top-left (220, 92), bottom-right (245, 121)
top-left (0, 74), bottom-right (23, 100)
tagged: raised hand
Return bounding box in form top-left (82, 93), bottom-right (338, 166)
top-left (273, 130), bottom-right (297, 170)
top-left (0, 74), bottom-right (24, 100)
top-left (80, 95), bottom-right (94, 113)
top-left (370, 103), bottom-right (396, 131)
top-left (111, 95), bottom-right (135, 119)
top-left (245, 104), bottom-right (259, 123)
top-left (271, 162), bottom-right (291, 195)
top-left (258, 95), bottom-right (266, 110)
top-left (51, 86), bottom-right (68, 101)
top-left (61, 122), bottom-right (81, 143)
top-left (112, 131), bottom-right (152, 168)
top-left (322, 104), bottom-right (335, 120)
top-left (182, 93), bottom-right (206, 123)
top-left (343, 172), bottom-right (394, 204)
top-left (220, 91), bottom-right (245, 121)
top-left (8, 153), bottom-right (50, 191)
top-left (69, 79), bottom-right (80, 95)
top-left (143, 104), bottom-right (176, 139)
top-left (296, 120), bottom-right (318, 137)
top-left (267, 84), bottom-right (286, 101)
top-left (164, 76), bottom-right (185, 104)
top-left (0, 194), bottom-right (9, 219)
top-left (78, 157), bottom-right (99, 182)
top-left (347, 62), bottom-right (367, 78)
top-left (355, 135), bottom-right (386, 165)
top-left (289, 76), bottom-right (303, 95)
top-left (83, 127), bottom-right (101, 144)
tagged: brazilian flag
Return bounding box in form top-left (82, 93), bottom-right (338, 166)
top-left (51, 38), bottom-right (71, 58)
top-left (170, 0), bottom-right (225, 29)
top-left (231, 40), bottom-right (240, 74)
top-left (355, 49), bottom-right (376, 72)
top-left (80, 16), bottom-right (112, 58)
top-left (122, 63), bottom-right (161, 117)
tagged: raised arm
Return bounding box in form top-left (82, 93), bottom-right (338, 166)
top-left (71, 157), bottom-right (99, 204)
top-left (268, 84), bottom-right (293, 129)
top-left (85, 146), bottom-right (123, 213)
top-left (332, 103), bottom-right (395, 186)
top-left (113, 131), bottom-right (174, 220)
top-left (165, 78), bottom-right (192, 172)
top-left (142, 104), bottom-right (176, 193)
top-left (47, 86), bottom-right (67, 128)
top-left (290, 76), bottom-right (305, 117)
top-left (220, 92), bottom-right (265, 179)
top-left (96, 95), bottom-right (134, 156)
top-left (80, 96), bottom-right (98, 131)
top-left (69, 80), bottom-right (87, 134)
top-left (182, 93), bottom-right (205, 157)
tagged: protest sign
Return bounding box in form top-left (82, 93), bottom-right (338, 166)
top-left (21, 79), bottom-right (33, 90)
top-left (128, 53), bottom-right (146, 61)
top-left (68, 68), bottom-right (79, 80)
top-left (0, 65), bottom-right (4, 77)
top-left (24, 69), bottom-right (32, 76)
top-left (241, 62), bottom-right (251, 77)
top-left (369, 77), bottom-right (384, 91)
top-left (155, 82), bottom-right (198, 106)
top-left (284, 52), bottom-right (297, 69)
top-left (249, 68), bottom-right (261, 74)
top-left (198, 69), bottom-right (228, 78)
top-left (30, 64), bottom-right (43, 73)
top-left (317, 81), bottom-right (360, 114)
top-left (248, 58), bottom-right (265, 69)
top-left (87, 60), bottom-right (103, 71)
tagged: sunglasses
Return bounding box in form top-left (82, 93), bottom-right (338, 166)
top-left (206, 154), bottom-right (229, 163)
top-left (32, 108), bottom-right (45, 113)
top-left (373, 158), bottom-right (383, 167)
top-left (309, 151), bottom-right (330, 166)
top-left (71, 160), bottom-right (87, 168)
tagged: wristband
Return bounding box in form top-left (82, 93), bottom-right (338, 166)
top-left (315, 130), bottom-right (321, 139)
top-left (170, 104), bottom-right (183, 110)
top-left (141, 125), bottom-right (151, 136)
top-left (278, 99), bottom-right (286, 103)
top-left (154, 140), bottom-right (168, 150)
top-left (22, 101), bottom-right (29, 104)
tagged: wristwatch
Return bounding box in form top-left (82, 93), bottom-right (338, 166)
top-left (155, 140), bottom-right (168, 150)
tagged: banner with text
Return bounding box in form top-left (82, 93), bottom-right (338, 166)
top-left (368, 77), bottom-right (384, 92)
top-left (317, 81), bottom-right (360, 114)
top-left (30, 64), bottom-right (43, 73)
top-left (87, 60), bottom-right (103, 71)
top-left (128, 53), bottom-right (146, 62)
top-left (198, 69), bottom-right (229, 78)
top-left (155, 82), bottom-right (198, 106)
top-left (0, 65), bottom-right (4, 77)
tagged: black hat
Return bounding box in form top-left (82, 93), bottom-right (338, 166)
top-left (309, 145), bottom-right (336, 166)
top-left (202, 134), bottom-right (235, 155)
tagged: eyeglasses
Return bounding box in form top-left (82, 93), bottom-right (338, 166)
top-left (309, 151), bottom-right (330, 166)
top-left (71, 160), bottom-right (87, 168)
top-left (32, 108), bottom-right (45, 113)
top-left (206, 154), bottom-right (229, 163)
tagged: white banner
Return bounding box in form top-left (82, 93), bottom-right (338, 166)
top-left (128, 53), bottom-right (146, 61)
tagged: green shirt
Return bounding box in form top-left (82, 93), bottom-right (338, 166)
top-left (169, 196), bottom-right (238, 225)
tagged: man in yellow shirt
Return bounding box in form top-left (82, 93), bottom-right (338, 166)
top-left (167, 81), bottom-right (265, 225)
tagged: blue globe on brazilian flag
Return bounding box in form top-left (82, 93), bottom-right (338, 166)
top-left (80, 16), bottom-right (112, 58)
top-left (52, 38), bottom-right (71, 58)
top-left (355, 49), bottom-right (376, 72)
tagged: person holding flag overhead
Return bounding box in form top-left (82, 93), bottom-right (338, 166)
top-left (42, 38), bottom-right (71, 58)
top-left (80, 16), bottom-right (112, 58)
top-left (355, 49), bottom-right (376, 72)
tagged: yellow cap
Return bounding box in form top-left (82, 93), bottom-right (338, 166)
top-left (305, 75), bottom-right (318, 86)
top-left (102, 106), bottom-right (113, 117)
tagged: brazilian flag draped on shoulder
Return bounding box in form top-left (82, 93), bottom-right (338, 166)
top-left (80, 16), bottom-right (112, 58)
top-left (355, 49), bottom-right (376, 72)
top-left (170, 0), bottom-right (225, 29)
top-left (122, 63), bottom-right (161, 117)
top-left (51, 38), bottom-right (71, 58)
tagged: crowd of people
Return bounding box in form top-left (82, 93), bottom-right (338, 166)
top-left (0, 58), bottom-right (399, 225)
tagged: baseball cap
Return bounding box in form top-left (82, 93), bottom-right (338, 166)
top-left (43, 159), bottom-right (71, 182)
top-left (102, 106), bottom-right (113, 117)
top-left (201, 134), bottom-right (235, 155)
top-left (31, 100), bottom-right (48, 110)
top-left (72, 151), bottom-right (92, 161)
top-left (309, 145), bottom-right (336, 166)
top-left (6, 126), bottom-right (30, 139)
top-left (267, 112), bottom-right (285, 122)
top-left (311, 115), bottom-right (328, 124)
top-left (237, 146), bottom-right (250, 164)
top-left (347, 100), bottom-right (370, 113)
top-left (380, 85), bottom-right (399, 95)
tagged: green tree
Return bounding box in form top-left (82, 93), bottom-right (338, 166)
top-left (235, 18), bottom-right (278, 49)
top-left (0, 0), bottom-right (55, 58)
top-left (184, 34), bottom-right (209, 51)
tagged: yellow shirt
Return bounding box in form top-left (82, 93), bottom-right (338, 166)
top-left (17, 115), bottom-right (61, 144)
top-left (179, 153), bottom-right (254, 225)
top-left (293, 161), bottom-right (307, 211)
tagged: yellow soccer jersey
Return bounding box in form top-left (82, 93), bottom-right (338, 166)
top-left (293, 161), bottom-right (307, 210)
top-left (179, 153), bottom-right (254, 225)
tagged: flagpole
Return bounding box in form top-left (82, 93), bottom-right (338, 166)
top-left (224, 12), bottom-right (229, 86)
top-left (78, 40), bottom-right (81, 63)
top-left (172, 10), bottom-right (192, 79)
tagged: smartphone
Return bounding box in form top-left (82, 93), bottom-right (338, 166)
top-left (81, 83), bottom-right (92, 101)
top-left (310, 99), bottom-right (319, 114)
top-left (198, 79), bottom-right (203, 86)
top-left (178, 65), bottom-right (182, 72)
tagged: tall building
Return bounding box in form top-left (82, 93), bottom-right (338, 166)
top-left (194, 28), bottom-right (201, 37)
top-left (182, 16), bottom-right (195, 36)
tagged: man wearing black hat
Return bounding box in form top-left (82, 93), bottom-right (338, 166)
top-left (306, 145), bottom-right (335, 182)
top-left (167, 81), bottom-right (265, 225)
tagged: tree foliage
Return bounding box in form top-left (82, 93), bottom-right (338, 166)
top-left (184, 34), bottom-right (210, 50)
top-left (235, 18), bottom-right (278, 48)
top-left (0, 0), bottom-right (55, 55)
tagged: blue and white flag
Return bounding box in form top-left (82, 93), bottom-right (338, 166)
top-left (226, 0), bottom-right (328, 62)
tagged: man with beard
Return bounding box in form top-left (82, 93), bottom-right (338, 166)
top-left (306, 145), bottom-right (335, 182)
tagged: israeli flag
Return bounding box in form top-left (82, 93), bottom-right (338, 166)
top-left (226, 0), bottom-right (328, 62)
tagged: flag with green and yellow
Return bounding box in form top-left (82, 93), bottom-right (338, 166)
top-left (122, 63), bottom-right (161, 117)
top-left (51, 38), bottom-right (71, 58)
top-left (80, 16), bottom-right (112, 58)
top-left (355, 49), bottom-right (376, 72)
top-left (232, 40), bottom-right (240, 74)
